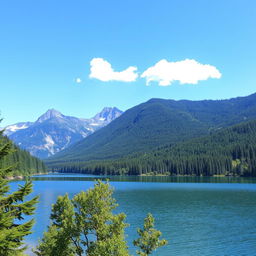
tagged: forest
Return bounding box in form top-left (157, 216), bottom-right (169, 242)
top-left (48, 120), bottom-right (256, 177)
top-left (0, 131), bottom-right (46, 176)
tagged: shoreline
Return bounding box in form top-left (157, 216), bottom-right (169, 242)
top-left (6, 175), bottom-right (24, 180)
top-left (30, 172), bottom-right (50, 176)
top-left (6, 171), bottom-right (49, 181)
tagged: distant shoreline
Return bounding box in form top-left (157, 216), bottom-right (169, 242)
top-left (6, 175), bottom-right (24, 180)
top-left (6, 172), bottom-right (49, 181)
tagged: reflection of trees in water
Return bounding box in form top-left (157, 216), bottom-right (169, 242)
top-left (29, 175), bottom-right (256, 184)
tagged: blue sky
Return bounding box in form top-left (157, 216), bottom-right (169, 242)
top-left (1, 0), bottom-right (256, 126)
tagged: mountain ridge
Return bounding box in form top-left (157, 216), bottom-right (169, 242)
top-left (47, 92), bottom-right (256, 165)
top-left (5, 107), bottom-right (123, 159)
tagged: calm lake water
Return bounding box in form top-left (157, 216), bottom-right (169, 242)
top-left (10, 174), bottom-right (256, 256)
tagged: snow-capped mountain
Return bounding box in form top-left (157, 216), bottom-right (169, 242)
top-left (5, 107), bottom-right (122, 159)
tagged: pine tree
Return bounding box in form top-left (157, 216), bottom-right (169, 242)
top-left (0, 128), bottom-right (38, 255)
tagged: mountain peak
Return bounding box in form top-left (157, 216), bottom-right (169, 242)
top-left (5, 107), bottom-right (123, 158)
top-left (36, 109), bottom-right (63, 123)
top-left (93, 107), bottom-right (123, 122)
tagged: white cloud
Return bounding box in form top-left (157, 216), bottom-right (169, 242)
top-left (75, 78), bottom-right (82, 83)
top-left (89, 58), bottom-right (138, 82)
top-left (141, 59), bottom-right (221, 86)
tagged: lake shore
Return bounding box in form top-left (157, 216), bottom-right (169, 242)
top-left (6, 171), bottom-right (50, 181)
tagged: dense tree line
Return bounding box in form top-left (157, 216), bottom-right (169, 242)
top-left (0, 132), bottom-right (46, 176)
top-left (48, 120), bottom-right (256, 177)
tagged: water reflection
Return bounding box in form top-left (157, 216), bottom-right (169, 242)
top-left (30, 174), bottom-right (256, 184)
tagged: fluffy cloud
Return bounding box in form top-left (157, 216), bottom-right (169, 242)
top-left (89, 58), bottom-right (138, 82)
top-left (141, 59), bottom-right (221, 86)
top-left (75, 78), bottom-right (82, 83)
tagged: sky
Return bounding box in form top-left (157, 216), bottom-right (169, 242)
top-left (0, 0), bottom-right (256, 126)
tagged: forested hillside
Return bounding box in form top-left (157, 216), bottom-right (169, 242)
top-left (47, 120), bottom-right (256, 177)
top-left (47, 93), bottom-right (256, 165)
top-left (0, 132), bottom-right (46, 176)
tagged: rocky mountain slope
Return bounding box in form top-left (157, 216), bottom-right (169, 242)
top-left (5, 107), bottom-right (122, 158)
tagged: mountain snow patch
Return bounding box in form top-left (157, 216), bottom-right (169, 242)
top-left (44, 134), bottom-right (55, 155)
top-left (5, 124), bottom-right (29, 133)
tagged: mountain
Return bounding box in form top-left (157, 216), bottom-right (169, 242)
top-left (47, 93), bottom-right (256, 166)
top-left (48, 119), bottom-right (256, 177)
top-left (6, 107), bottom-right (122, 159)
top-left (90, 107), bottom-right (123, 123)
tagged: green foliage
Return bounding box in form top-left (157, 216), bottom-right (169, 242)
top-left (35, 181), bottom-right (130, 256)
top-left (0, 129), bottom-right (38, 255)
top-left (34, 221), bottom-right (75, 256)
top-left (35, 181), bottom-right (167, 256)
top-left (49, 120), bottom-right (256, 177)
top-left (133, 213), bottom-right (167, 256)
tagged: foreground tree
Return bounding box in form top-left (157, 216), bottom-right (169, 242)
top-left (133, 213), bottom-right (167, 256)
top-left (35, 180), bottom-right (167, 256)
top-left (35, 180), bottom-right (129, 256)
top-left (0, 128), bottom-right (38, 255)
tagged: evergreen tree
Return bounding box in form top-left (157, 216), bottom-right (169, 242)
top-left (48, 119), bottom-right (256, 177)
top-left (133, 213), bottom-right (167, 256)
top-left (0, 128), bottom-right (38, 255)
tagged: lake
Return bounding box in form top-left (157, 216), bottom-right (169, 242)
top-left (10, 174), bottom-right (256, 255)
